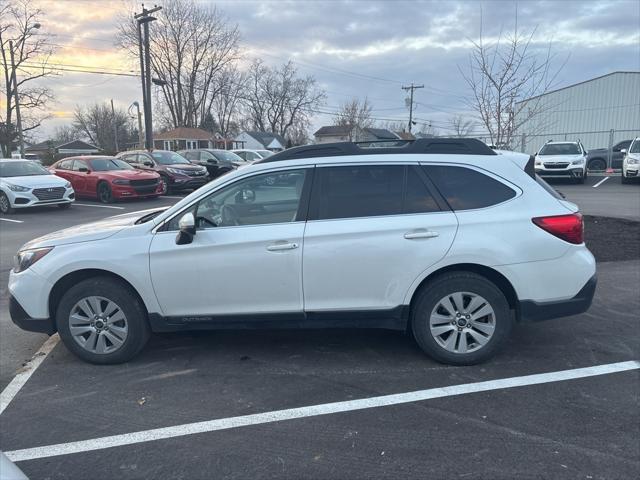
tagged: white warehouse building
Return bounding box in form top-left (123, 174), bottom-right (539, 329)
top-left (515, 71), bottom-right (640, 154)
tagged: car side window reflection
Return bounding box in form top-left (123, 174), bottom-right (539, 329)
top-left (165, 169), bottom-right (307, 231)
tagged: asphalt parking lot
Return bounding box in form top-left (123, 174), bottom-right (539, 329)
top-left (0, 177), bottom-right (638, 479)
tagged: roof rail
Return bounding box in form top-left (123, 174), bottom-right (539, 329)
top-left (255, 137), bottom-right (497, 163)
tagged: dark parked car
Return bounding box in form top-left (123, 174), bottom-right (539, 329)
top-left (116, 150), bottom-right (208, 194)
top-left (586, 140), bottom-right (632, 171)
top-left (178, 149), bottom-right (246, 179)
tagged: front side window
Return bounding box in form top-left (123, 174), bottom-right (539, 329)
top-left (166, 169), bottom-right (307, 230)
top-left (423, 165), bottom-right (516, 210)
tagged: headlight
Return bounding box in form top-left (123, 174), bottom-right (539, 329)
top-left (13, 247), bottom-right (54, 273)
top-left (572, 158), bottom-right (585, 165)
top-left (627, 157), bottom-right (639, 165)
top-left (64, 181), bottom-right (72, 188)
top-left (6, 183), bottom-right (30, 192)
top-left (112, 179), bottom-right (131, 185)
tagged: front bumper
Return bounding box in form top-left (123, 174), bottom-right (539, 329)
top-left (535, 167), bottom-right (585, 178)
top-left (9, 187), bottom-right (75, 209)
top-left (169, 175), bottom-right (209, 190)
top-left (9, 295), bottom-right (55, 334)
top-left (519, 274), bottom-right (597, 322)
top-left (112, 183), bottom-right (163, 199)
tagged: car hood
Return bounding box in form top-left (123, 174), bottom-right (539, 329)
top-left (537, 155), bottom-right (584, 162)
top-left (109, 169), bottom-right (159, 180)
top-left (21, 207), bottom-right (166, 249)
top-left (0, 174), bottom-right (68, 188)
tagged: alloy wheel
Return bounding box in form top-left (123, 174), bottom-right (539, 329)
top-left (99, 184), bottom-right (112, 203)
top-left (69, 296), bottom-right (129, 354)
top-left (0, 193), bottom-right (9, 213)
top-left (429, 291), bottom-right (496, 354)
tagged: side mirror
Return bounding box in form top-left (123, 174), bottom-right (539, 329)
top-left (175, 212), bottom-right (196, 245)
top-left (621, 149), bottom-right (627, 155)
top-left (79, 167), bottom-right (89, 173)
top-left (144, 161), bottom-right (154, 167)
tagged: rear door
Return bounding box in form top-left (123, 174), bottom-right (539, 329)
top-left (302, 164), bottom-right (458, 313)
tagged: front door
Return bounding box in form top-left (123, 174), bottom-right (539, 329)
top-left (149, 168), bottom-right (311, 318)
top-left (302, 164), bottom-right (458, 312)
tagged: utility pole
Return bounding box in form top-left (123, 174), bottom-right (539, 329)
top-left (110, 99), bottom-right (119, 152)
top-left (402, 83), bottom-right (424, 133)
top-left (135, 4), bottom-right (162, 151)
top-left (9, 41), bottom-right (25, 157)
top-left (129, 102), bottom-right (144, 149)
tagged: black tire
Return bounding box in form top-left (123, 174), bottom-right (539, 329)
top-left (57, 203), bottom-right (71, 209)
top-left (575, 174), bottom-right (585, 184)
top-left (0, 191), bottom-right (14, 214)
top-left (56, 277), bottom-right (151, 364)
top-left (621, 173), bottom-right (630, 184)
top-left (588, 158), bottom-right (606, 171)
top-left (411, 272), bottom-right (512, 365)
top-left (98, 181), bottom-right (113, 203)
top-left (160, 175), bottom-right (172, 195)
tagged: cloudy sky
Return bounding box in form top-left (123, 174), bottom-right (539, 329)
top-left (19, 0), bottom-right (640, 139)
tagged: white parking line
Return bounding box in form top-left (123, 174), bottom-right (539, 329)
top-left (0, 334), bottom-right (60, 416)
top-left (72, 203), bottom-right (125, 210)
top-left (5, 360), bottom-right (638, 462)
top-left (593, 177), bottom-right (609, 188)
top-left (0, 218), bottom-right (24, 223)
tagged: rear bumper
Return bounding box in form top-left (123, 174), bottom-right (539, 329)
top-left (519, 274), bottom-right (597, 322)
top-left (9, 296), bottom-right (55, 334)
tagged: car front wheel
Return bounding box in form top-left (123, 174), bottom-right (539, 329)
top-left (98, 182), bottom-right (113, 203)
top-left (56, 277), bottom-right (150, 364)
top-left (0, 192), bottom-right (14, 214)
top-left (411, 272), bottom-right (512, 365)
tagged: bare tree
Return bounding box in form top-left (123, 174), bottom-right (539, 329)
top-left (0, 0), bottom-right (55, 156)
top-left (212, 65), bottom-right (246, 138)
top-left (460, 11), bottom-right (564, 148)
top-left (118, 0), bottom-right (240, 129)
top-left (52, 125), bottom-right (78, 143)
top-left (450, 115), bottom-right (476, 137)
top-left (73, 102), bottom-right (135, 154)
top-left (243, 59), bottom-right (325, 139)
top-left (334, 97), bottom-right (373, 141)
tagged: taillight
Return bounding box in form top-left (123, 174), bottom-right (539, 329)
top-left (532, 213), bottom-right (584, 244)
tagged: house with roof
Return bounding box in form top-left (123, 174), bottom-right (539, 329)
top-left (25, 139), bottom-right (100, 161)
top-left (234, 131), bottom-right (287, 151)
top-left (313, 126), bottom-right (401, 144)
top-left (154, 127), bottom-right (214, 151)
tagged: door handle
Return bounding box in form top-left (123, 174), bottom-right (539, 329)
top-left (404, 230), bottom-right (439, 240)
top-left (266, 242), bottom-right (299, 252)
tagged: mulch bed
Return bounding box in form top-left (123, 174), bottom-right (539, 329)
top-left (584, 215), bottom-right (640, 262)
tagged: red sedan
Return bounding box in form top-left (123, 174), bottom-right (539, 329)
top-left (50, 156), bottom-right (163, 203)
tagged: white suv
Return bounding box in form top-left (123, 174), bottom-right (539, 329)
top-left (534, 141), bottom-right (588, 184)
top-left (621, 137), bottom-right (639, 183)
top-left (9, 139), bottom-right (597, 365)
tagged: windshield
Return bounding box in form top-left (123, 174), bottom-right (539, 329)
top-left (539, 143), bottom-right (581, 156)
top-left (211, 150), bottom-right (243, 162)
top-left (0, 161), bottom-right (50, 177)
top-left (257, 150), bottom-right (274, 158)
top-left (89, 158), bottom-right (134, 171)
top-left (630, 140), bottom-right (640, 154)
top-left (151, 151), bottom-right (190, 165)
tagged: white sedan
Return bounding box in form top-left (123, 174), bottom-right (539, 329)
top-left (0, 159), bottom-right (75, 214)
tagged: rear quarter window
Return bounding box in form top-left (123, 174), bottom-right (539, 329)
top-left (422, 165), bottom-right (516, 210)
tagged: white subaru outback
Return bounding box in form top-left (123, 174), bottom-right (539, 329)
top-left (534, 140), bottom-right (588, 184)
top-left (9, 139), bottom-right (597, 365)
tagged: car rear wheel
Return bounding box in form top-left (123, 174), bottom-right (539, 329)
top-left (411, 272), bottom-right (512, 365)
top-left (0, 192), bottom-right (14, 214)
top-left (98, 182), bottom-right (113, 203)
top-left (56, 277), bottom-right (150, 364)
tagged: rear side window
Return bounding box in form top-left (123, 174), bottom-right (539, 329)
top-left (423, 165), bottom-right (516, 210)
top-left (310, 165), bottom-right (441, 220)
